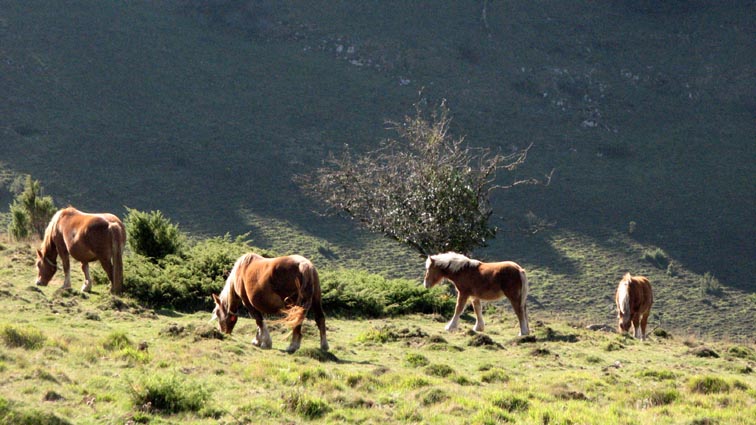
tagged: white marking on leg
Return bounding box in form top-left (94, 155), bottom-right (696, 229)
top-left (63, 271), bottom-right (72, 289)
top-left (261, 322), bottom-right (272, 348)
top-left (520, 306), bottom-right (530, 336)
top-left (445, 316), bottom-right (460, 332)
top-left (473, 300), bottom-right (485, 332)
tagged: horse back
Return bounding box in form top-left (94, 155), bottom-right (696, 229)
top-left (56, 208), bottom-right (123, 260)
top-left (474, 261), bottom-right (524, 300)
top-left (629, 276), bottom-right (653, 314)
top-left (239, 255), bottom-right (316, 314)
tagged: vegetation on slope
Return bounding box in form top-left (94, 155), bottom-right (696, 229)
top-left (0, 236), bottom-right (754, 424)
top-left (0, 1), bottom-right (753, 341)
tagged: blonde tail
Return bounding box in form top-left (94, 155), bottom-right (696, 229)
top-left (110, 223), bottom-right (124, 295)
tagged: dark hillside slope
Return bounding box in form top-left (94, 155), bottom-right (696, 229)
top-left (1, 1), bottom-right (753, 335)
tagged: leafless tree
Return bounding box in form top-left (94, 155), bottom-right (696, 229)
top-left (300, 100), bottom-right (550, 255)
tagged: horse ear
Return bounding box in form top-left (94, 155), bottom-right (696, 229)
top-left (36, 249), bottom-right (43, 258)
top-left (211, 293), bottom-right (221, 305)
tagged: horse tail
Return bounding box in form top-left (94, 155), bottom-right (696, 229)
top-left (109, 222), bottom-right (125, 295)
top-left (278, 260), bottom-right (317, 329)
top-left (518, 266), bottom-right (530, 335)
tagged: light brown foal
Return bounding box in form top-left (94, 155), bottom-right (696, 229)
top-left (424, 252), bottom-right (530, 336)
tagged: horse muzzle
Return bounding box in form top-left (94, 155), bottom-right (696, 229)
top-left (35, 279), bottom-right (48, 286)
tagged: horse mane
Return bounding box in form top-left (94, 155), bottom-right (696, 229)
top-left (219, 253), bottom-right (264, 311)
top-left (40, 209), bottom-right (63, 251)
top-left (617, 273), bottom-right (632, 314)
top-left (429, 252), bottom-right (481, 273)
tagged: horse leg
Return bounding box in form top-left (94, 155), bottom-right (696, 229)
top-left (640, 311), bottom-right (650, 340)
top-left (98, 257), bottom-right (114, 293)
top-left (632, 314), bottom-right (642, 339)
top-left (80, 262), bottom-right (92, 293)
top-left (507, 297), bottom-right (530, 336)
top-left (60, 253), bottom-right (71, 289)
top-left (286, 324), bottom-right (303, 354)
top-left (446, 292), bottom-right (469, 332)
top-left (313, 300), bottom-right (329, 351)
top-left (250, 308), bottom-right (272, 349)
top-left (472, 299), bottom-right (485, 332)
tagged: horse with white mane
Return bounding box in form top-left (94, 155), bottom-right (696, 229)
top-left (423, 252), bottom-right (530, 336)
top-left (615, 273), bottom-right (653, 340)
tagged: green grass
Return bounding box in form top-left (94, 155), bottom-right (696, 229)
top-left (0, 237), bottom-right (754, 424)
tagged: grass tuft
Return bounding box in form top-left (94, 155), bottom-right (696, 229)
top-left (404, 353), bottom-right (430, 368)
top-left (490, 392), bottom-right (529, 412)
top-left (129, 373), bottom-right (210, 414)
top-left (1, 325), bottom-right (46, 350)
top-left (281, 390), bottom-right (331, 420)
top-left (689, 376), bottom-right (730, 394)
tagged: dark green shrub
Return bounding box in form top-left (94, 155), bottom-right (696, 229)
top-left (699, 272), bottom-right (722, 296)
top-left (129, 373), bottom-right (209, 414)
top-left (1, 325), bottom-right (46, 350)
top-left (115, 235), bottom-right (253, 311)
top-left (124, 208), bottom-right (185, 260)
top-left (7, 175), bottom-right (56, 240)
top-left (320, 269), bottom-right (453, 318)
top-left (642, 248), bottom-right (669, 269)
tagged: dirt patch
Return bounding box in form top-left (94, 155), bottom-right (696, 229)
top-left (688, 346), bottom-right (720, 358)
top-left (193, 325), bottom-right (225, 341)
top-left (468, 333), bottom-right (503, 349)
top-left (160, 323), bottom-right (186, 337)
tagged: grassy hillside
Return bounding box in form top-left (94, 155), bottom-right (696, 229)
top-left (0, 1), bottom-right (753, 335)
top-left (0, 238), bottom-right (754, 424)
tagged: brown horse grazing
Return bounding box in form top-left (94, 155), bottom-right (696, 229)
top-left (210, 253), bottom-right (328, 353)
top-left (615, 273), bottom-right (653, 340)
top-left (423, 252), bottom-right (530, 336)
top-left (35, 207), bottom-right (125, 294)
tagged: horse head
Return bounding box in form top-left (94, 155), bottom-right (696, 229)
top-left (35, 249), bottom-right (57, 286)
top-left (616, 276), bottom-right (633, 333)
top-left (210, 293), bottom-right (238, 334)
top-left (423, 256), bottom-right (444, 289)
